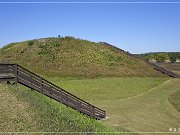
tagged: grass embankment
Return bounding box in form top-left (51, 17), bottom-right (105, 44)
top-left (169, 89), bottom-right (180, 112)
top-left (0, 37), bottom-right (163, 78)
top-left (0, 83), bottom-right (118, 134)
top-left (46, 77), bottom-right (179, 133)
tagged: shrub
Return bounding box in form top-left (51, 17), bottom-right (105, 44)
top-left (170, 55), bottom-right (176, 63)
top-left (27, 40), bottom-right (34, 46)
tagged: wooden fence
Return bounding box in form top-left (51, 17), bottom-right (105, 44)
top-left (0, 64), bottom-right (106, 120)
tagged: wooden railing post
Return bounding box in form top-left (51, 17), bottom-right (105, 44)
top-left (40, 78), bottom-right (43, 93)
top-left (59, 89), bottom-right (62, 103)
top-left (77, 101), bottom-right (81, 111)
top-left (30, 74), bottom-right (33, 91)
top-left (91, 105), bottom-right (95, 118)
top-left (14, 64), bottom-right (18, 86)
top-left (5, 64), bottom-right (8, 76)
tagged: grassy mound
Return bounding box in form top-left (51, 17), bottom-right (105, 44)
top-left (0, 83), bottom-right (117, 134)
top-left (169, 89), bottom-right (180, 112)
top-left (0, 37), bottom-right (163, 78)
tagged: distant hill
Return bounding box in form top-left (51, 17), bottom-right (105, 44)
top-left (0, 37), bottom-right (164, 78)
top-left (137, 52), bottom-right (180, 63)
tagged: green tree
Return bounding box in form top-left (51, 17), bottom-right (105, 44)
top-left (155, 53), bottom-right (168, 62)
top-left (170, 55), bottom-right (176, 63)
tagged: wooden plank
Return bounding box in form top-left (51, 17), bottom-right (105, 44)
top-left (43, 84), bottom-right (62, 96)
top-left (18, 68), bottom-right (41, 81)
top-left (18, 71), bottom-right (41, 87)
top-left (79, 103), bottom-right (92, 113)
top-left (79, 108), bottom-right (92, 117)
top-left (18, 78), bottom-right (41, 92)
top-left (18, 65), bottom-right (42, 80)
top-left (43, 90), bottom-right (62, 102)
top-left (0, 77), bottom-right (15, 82)
top-left (94, 107), bottom-right (105, 113)
top-left (0, 70), bottom-right (14, 74)
top-left (61, 94), bottom-right (79, 107)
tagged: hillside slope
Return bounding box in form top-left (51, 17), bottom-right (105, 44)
top-left (0, 83), bottom-right (115, 133)
top-left (0, 37), bottom-right (164, 77)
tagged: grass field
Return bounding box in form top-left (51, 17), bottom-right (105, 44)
top-left (96, 79), bottom-right (180, 133)
top-left (48, 77), bottom-right (168, 101)
top-left (1, 77), bottom-right (179, 134)
top-left (46, 77), bottom-right (180, 133)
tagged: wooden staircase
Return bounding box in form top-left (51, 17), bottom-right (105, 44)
top-left (0, 64), bottom-right (106, 120)
top-left (149, 62), bottom-right (180, 78)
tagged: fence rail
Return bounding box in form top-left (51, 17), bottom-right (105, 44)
top-left (0, 64), bottom-right (106, 119)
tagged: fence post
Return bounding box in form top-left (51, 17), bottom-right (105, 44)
top-left (5, 64), bottom-right (8, 77)
top-left (30, 74), bottom-right (33, 91)
top-left (59, 89), bottom-right (62, 102)
top-left (40, 78), bottom-right (43, 93)
top-left (77, 101), bottom-right (81, 112)
top-left (91, 105), bottom-right (95, 118)
top-left (104, 111), bottom-right (106, 119)
top-left (14, 64), bottom-right (18, 86)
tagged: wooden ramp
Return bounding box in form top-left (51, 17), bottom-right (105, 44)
top-left (0, 64), bottom-right (106, 120)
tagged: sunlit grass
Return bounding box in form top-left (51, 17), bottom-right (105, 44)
top-left (47, 77), bottom-right (169, 101)
top-left (1, 76), bottom-right (178, 134)
top-left (0, 83), bottom-right (118, 134)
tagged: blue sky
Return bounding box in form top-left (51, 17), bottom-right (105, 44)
top-left (0, 0), bottom-right (180, 53)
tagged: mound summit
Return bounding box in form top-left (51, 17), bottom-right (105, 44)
top-left (0, 37), bottom-right (164, 78)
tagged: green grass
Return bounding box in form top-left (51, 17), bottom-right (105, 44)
top-left (1, 77), bottom-right (178, 134)
top-left (98, 78), bottom-right (180, 132)
top-left (47, 77), bottom-right (169, 101)
top-left (169, 89), bottom-right (180, 112)
top-left (173, 71), bottom-right (180, 75)
top-left (45, 77), bottom-right (180, 132)
top-left (0, 37), bottom-right (164, 78)
top-left (0, 83), bottom-right (119, 134)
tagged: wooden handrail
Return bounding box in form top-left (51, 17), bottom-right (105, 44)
top-left (0, 64), bottom-right (106, 119)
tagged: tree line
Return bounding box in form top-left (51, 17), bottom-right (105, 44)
top-left (138, 52), bottom-right (180, 63)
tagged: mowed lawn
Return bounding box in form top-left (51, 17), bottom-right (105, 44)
top-left (1, 77), bottom-right (179, 134)
top-left (95, 79), bottom-right (180, 132)
top-left (47, 77), bottom-right (180, 132)
top-left (48, 77), bottom-right (168, 101)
